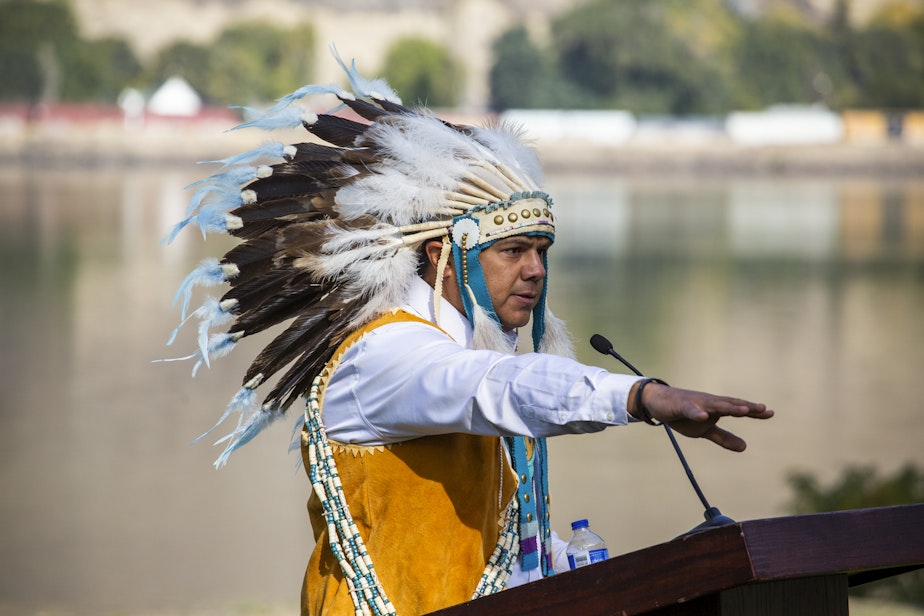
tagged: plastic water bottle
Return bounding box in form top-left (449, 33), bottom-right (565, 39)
top-left (566, 519), bottom-right (609, 570)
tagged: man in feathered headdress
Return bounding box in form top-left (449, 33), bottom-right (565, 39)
top-left (165, 50), bottom-right (773, 616)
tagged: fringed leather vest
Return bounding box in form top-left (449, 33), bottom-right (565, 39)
top-left (300, 310), bottom-right (518, 616)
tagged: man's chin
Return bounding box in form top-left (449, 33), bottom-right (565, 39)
top-left (499, 314), bottom-right (532, 332)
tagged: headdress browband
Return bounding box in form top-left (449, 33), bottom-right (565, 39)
top-left (457, 192), bottom-right (554, 246)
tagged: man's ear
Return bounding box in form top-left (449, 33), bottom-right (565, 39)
top-left (424, 240), bottom-right (452, 280)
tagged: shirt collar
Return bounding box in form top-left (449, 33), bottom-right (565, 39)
top-left (404, 276), bottom-right (520, 350)
top-left (405, 275), bottom-right (473, 347)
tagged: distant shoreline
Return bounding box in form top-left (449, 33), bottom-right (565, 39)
top-left (1, 119), bottom-right (922, 178)
top-left (536, 141), bottom-right (924, 178)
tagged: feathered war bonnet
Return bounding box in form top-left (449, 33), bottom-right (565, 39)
top-left (165, 50), bottom-right (574, 466)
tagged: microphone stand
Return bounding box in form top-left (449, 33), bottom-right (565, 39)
top-left (590, 334), bottom-right (734, 534)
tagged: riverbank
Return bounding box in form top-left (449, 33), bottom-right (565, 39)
top-left (1, 115), bottom-right (922, 177)
top-left (537, 140), bottom-right (924, 177)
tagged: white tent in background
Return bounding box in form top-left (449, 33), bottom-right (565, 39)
top-left (148, 76), bottom-right (202, 117)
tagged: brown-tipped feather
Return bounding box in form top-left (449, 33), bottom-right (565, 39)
top-left (223, 217), bottom-right (348, 309)
top-left (291, 142), bottom-right (346, 162)
top-left (242, 310), bottom-right (330, 385)
top-left (230, 195), bottom-right (334, 238)
top-left (231, 197), bottom-right (320, 223)
top-left (374, 98), bottom-right (414, 115)
top-left (246, 176), bottom-right (327, 203)
top-left (223, 235), bottom-right (280, 268)
top-left (338, 96), bottom-right (395, 123)
top-left (258, 300), bottom-right (365, 410)
top-left (221, 236), bottom-right (280, 285)
top-left (276, 219), bottom-right (353, 258)
top-left (229, 218), bottom-right (292, 241)
top-left (230, 272), bottom-right (321, 335)
top-left (304, 114), bottom-right (369, 147)
top-left (243, 292), bottom-right (361, 394)
top-left (224, 268), bottom-right (296, 312)
top-left (222, 251), bottom-right (278, 287)
top-left (270, 159), bottom-right (346, 178)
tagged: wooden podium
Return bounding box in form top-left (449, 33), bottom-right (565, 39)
top-left (429, 504), bottom-right (924, 616)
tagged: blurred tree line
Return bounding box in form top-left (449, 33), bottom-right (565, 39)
top-left (787, 463), bottom-right (924, 607)
top-left (491, 0), bottom-right (924, 113)
top-left (0, 0), bottom-right (316, 106)
top-left (1, 0), bottom-right (922, 114)
top-left (0, 0), bottom-right (140, 103)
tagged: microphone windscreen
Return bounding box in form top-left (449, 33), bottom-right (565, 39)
top-left (590, 334), bottom-right (612, 355)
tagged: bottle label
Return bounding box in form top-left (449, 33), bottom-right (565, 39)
top-left (567, 547), bottom-right (608, 570)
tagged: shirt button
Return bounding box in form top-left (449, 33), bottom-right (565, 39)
top-left (606, 412), bottom-right (615, 422)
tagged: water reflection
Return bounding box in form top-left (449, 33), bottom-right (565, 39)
top-left (0, 167), bottom-right (922, 614)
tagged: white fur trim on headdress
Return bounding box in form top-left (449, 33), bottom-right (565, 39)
top-left (537, 307), bottom-right (575, 359)
top-left (452, 218), bottom-right (480, 249)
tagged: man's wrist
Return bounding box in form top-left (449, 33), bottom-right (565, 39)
top-left (630, 377), bottom-right (670, 425)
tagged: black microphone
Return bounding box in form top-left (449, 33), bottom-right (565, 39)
top-left (590, 333), bottom-right (734, 534)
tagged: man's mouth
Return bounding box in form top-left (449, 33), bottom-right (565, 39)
top-left (512, 291), bottom-right (537, 304)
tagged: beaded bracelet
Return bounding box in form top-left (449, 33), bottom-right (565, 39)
top-left (633, 377), bottom-right (670, 426)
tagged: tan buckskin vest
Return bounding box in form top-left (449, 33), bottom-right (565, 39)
top-left (300, 310), bottom-right (518, 616)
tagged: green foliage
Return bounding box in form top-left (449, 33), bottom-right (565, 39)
top-left (851, 23), bottom-right (924, 108)
top-left (0, 48), bottom-right (43, 102)
top-left (145, 22), bottom-right (315, 106)
top-left (490, 0), bottom-right (924, 114)
top-left (0, 1), bottom-right (314, 106)
top-left (0, 0), bottom-right (79, 101)
top-left (207, 22), bottom-right (315, 105)
top-left (732, 15), bottom-right (832, 108)
top-left (787, 463), bottom-right (924, 513)
top-left (0, 0), bottom-right (77, 49)
top-left (0, 0), bottom-right (921, 113)
top-left (381, 38), bottom-right (460, 107)
top-left (146, 42), bottom-right (213, 96)
top-left (489, 26), bottom-right (580, 110)
top-left (59, 37), bottom-right (143, 102)
top-left (786, 463), bottom-right (924, 607)
top-left (0, 0), bottom-right (141, 103)
top-left (549, 0), bottom-right (738, 115)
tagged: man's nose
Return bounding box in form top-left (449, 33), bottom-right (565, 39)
top-left (523, 250), bottom-right (546, 280)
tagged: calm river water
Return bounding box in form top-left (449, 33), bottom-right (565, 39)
top-left (0, 165), bottom-right (922, 614)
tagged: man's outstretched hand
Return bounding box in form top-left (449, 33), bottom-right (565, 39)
top-left (630, 383), bottom-right (774, 452)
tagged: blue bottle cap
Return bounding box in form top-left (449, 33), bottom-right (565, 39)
top-left (571, 519), bottom-right (589, 530)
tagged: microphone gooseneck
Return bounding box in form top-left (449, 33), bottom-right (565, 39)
top-left (590, 333), bottom-right (735, 534)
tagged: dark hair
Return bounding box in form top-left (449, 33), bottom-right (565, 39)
top-left (417, 239), bottom-right (441, 276)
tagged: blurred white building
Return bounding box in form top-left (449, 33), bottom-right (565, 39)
top-left (147, 76), bottom-right (202, 117)
top-left (726, 105), bottom-right (844, 146)
top-left (501, 109), bottom-right (637, 146)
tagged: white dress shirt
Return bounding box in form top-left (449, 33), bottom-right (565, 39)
top-left (321, 275), bottom-right (640, 584)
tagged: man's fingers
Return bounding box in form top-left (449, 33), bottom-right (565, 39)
top-left (706, 397), bottom-right (774, 420)
top-left (648, 387), bottom-right (774, 451)
top-left (702, 425), bottom-right (747, 452)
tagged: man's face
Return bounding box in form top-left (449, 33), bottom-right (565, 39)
top-left (478, 234), bottom-right (551, 331)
